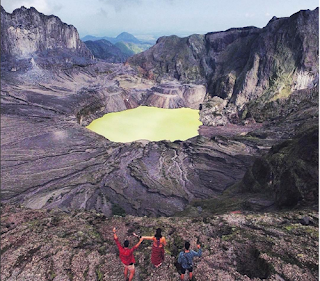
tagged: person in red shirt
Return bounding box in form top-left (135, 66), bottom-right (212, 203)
top-left (113, 227), bottom-right (143, 281)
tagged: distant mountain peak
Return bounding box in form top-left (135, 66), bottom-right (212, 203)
top-left (116, 32), bottom-right (140, 43)
top-left (117, 32), bottom-right (132, 37)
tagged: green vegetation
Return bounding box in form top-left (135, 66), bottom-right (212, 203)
top-left (112, 204), bottom-right (126, 217)
top-left (115, 42), bottom-right (135, 56)
top-left (48, 271), bottom-right (57, 280)
top-left (115, 41), bottom-right (152, 55)
top-left (96, 266), bottom-right (103, 281)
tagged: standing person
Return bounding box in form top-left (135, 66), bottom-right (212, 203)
top-left (113, 227), bottom-right (143, 281)
top-left (136, 228), bottom-right (166, 268)
top-left (178, 241), bottom-right (202, 281)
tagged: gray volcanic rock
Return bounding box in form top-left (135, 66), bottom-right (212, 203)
top-left (233, 84), bottom-right (319, 209)
top-left (128, 8), bottom-right (319, 126)
top-left (129, 34), bottom-right (207, 82)
top-left (145, 81), bottom-right (206, 109)
top-left (1, 6), bottom-right (93, 69)
top-left (240, 126), bottom-right (319, 207)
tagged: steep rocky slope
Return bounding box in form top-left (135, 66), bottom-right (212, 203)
top-left (1, 204), bottom-right (318, 281)
top-left (0, 5), bottom-right (93, 70)
top-left (240, 125), bottom-right (318, 207)
top-left (128, 8), bottom-right (319, 126)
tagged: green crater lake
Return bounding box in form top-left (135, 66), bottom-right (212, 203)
top-left (86, 106), bottom-right (202, 142)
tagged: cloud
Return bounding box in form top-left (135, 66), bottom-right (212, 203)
top-left (245, 12), bottom-right (256, 18)
top-left (52, 3), bottom-right (63, 13)
top-left (2, 0), bottom-right (52, 13)
top-left (99, 0), bottom-right (142, 12)
top-left (2, 0), bottom-right (319, 39)
top-left (98, 7), bottom-right (108, 17)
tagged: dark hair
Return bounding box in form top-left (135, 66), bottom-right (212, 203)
top-left (154, 228), bottom-right (162, 240)
top-left (185, 241), bottom-right (190, 250)
top-left (124, 240), bottom-right (129, 247)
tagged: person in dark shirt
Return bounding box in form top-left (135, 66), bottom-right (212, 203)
top-left (178, 241), bottom-right (202, 281)
top-left (113, 227), bottom-right (143, 281)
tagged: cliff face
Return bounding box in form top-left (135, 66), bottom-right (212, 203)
top-left (0, 6), bottom-right (92, 67)
top-left (128, 8), bottom-right (319, 125)
top-left (240, 125), bottom-right (318, 207)
top-left (128, 34), bottom-right (207, 82)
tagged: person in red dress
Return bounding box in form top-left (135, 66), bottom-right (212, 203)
top-left (136, 228), bottom-right (166, 268)
top-left (113, 227), bottom-right (143, 281)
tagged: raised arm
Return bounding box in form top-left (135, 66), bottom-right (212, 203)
top-left (133, 237), bottom-right (144, 250)
top-left (191, 244), bottom-right (202, 257)
top-left (141, 236), bottom-right (154, 240)
top-left (113, 227), bottom-right (118, 239)
top-left (132, 232), bottom-right (142, 239)
top-left (113, 227), bottom-right (121, 249)
top-left (133, 232), bottom-right (153, 241)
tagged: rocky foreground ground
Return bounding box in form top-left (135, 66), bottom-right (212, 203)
top-left (1, 204), bottom-right (318, 281)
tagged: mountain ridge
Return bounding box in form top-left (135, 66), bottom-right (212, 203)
top-left (0, 5), bottom-right (93, 68)
top-left (82, 32), bottom-right (154, 60)
top-left (128, 7), bottom-right (319, 126)
top-left (82, 32), bottom-right (141, 44)
top-left (81, 32), bottom-right (157, 44)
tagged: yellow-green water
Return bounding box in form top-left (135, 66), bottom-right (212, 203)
top-left (86, 106), bottom-right (202, 142)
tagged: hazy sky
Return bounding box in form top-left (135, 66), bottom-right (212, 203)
top-left (1, 0), bottom-right (319, 39)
